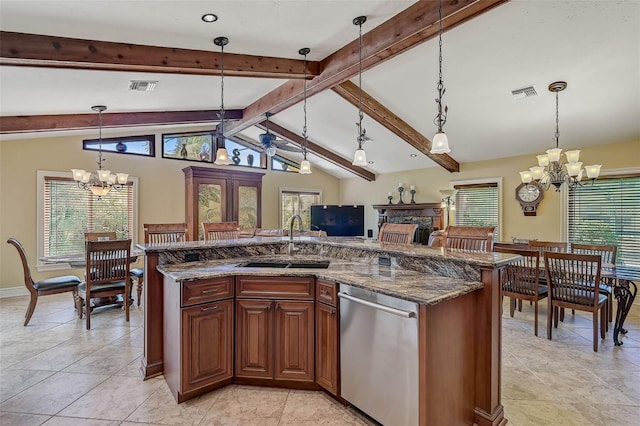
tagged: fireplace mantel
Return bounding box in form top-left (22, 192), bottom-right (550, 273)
top-left (372, 203), bottom-right (444, 244)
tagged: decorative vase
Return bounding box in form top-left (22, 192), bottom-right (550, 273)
top-left (247, 154), bottom-right (254, 166)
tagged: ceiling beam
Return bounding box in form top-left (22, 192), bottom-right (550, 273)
top-left (0, 110), bottom-right (243, 134)
top-left (332, 81), bottom-right (459, 173)
top-left (0, 31), bottom-right (320, 79)
top-left (225, 0), bottom-right (508, 139)
top-left (256, 121), bottom-right (376, 181)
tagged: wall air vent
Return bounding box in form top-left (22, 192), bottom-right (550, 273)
top-left (129, 80), bottom-right (158, 91)
top-left (511, 85), bottom-right (538, 100)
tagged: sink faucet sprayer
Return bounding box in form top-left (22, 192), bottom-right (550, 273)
top-left (288, 214), bottom-right (303, 255)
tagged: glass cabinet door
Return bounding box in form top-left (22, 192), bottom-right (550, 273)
top-left (198, 183), bottom-right (223, 240)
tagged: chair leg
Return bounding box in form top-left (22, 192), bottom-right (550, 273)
top-left (23, 292), bottom-right (38, 326)
top-left (136, 275), bottom-right (143, 307)
top-left (554, 307), bottom-right (559, 328)
top-left (600, 306), bottom-right (606, 340)
top-left (85, 295), bottom-right (91, 330)
top-left (534, 301), bottom-right (539, 337)
top-left (125, 279), bottom-right (131, 322)
top-left (592, 311), bottom-right (598, 352)
top-left (517, 299), bottom-right (522, 312)
top-left (559, 307), bottom-right (565, 322)
top-left (510, 298), bottom-right (515, 318)
top-left (547, 303), bottom-right (553, 340)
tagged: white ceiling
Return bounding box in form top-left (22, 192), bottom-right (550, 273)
top-left (1, 0), bottom-right (639, 179)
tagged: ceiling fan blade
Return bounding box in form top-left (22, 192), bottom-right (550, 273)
top-left (276, 144), bottom-right (302, 153)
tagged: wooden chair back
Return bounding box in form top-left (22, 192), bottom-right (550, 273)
top-left (570, 243), bottom-right (617, 266)
top-left (500, 249), bottom-right (542, 297)
top-left (378, 223), bottom-right (417, 245)
top-left (427, 230), bottom-right (445, 247)
top-left (255, 228), bottom-right (287, 237)
top-left (6, 238), bottom-right (36, 292)
top-left (144, 223), bottom-right (188, 244)
top-left (202, 221), bottom-right (239, 241)
top-left (84, 232), bottom-right (117, 242)
top-left (442, 226), bottom-right (495, 251)
top-left (528, 240), bottom-right (567, 253)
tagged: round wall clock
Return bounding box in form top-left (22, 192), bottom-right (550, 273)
top-left (515, 183), bottom-right (544, 216)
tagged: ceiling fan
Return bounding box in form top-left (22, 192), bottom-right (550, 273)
top-left (259, 112), bottom-right (302, 156)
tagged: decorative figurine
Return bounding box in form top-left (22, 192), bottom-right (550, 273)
top-left (387, 192), bottom-right (393, 205)
top-left (397, 183), bottom-right (405, 204)
top-left (410, 185), bottom-right (416, 204)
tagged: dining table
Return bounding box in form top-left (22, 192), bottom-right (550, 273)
top-left (601, 265), bottom-right (639, 346)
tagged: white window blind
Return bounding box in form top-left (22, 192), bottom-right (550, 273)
top-left (280, 190), bottom-right (321, 229)
top-left (568, 174), bottom-right (640, 266)
top-left (454, 183), bottom-right (499, 240)
top-left (43, 176), bottom-right (134, 257)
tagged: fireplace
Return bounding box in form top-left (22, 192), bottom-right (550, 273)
top-left (372, 203), bottom-right (444, 245)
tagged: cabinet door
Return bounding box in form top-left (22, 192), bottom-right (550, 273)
top-left (232, 179), bottom-right (262, 229)
top-left (181, 299), bottom-right (233, 393)
top-left (236, 299), bottom-right (273, 379)
top-left (315, 301), bottom-right (339, 395)
top-left (274, 300), bottom-right (314, 381)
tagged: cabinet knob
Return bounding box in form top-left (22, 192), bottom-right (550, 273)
top-left (201, 305), bottom-right (218, 312)
top-left (320, 289), bottom-right (329, 296)
top-left (330, 308), bottom-right (336, 316)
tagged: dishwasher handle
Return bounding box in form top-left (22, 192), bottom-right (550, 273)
top-left (338, 292), bottom-right (416, 318)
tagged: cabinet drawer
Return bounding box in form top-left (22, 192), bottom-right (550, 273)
top-left (182, 277), bottom-right (234, 307)
top-left (316, 280), bottom-right (338, 306)
top-left (236, 276), bottom-right (314, 300)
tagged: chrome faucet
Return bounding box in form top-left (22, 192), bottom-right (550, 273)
top-left (288, 214), bottom-right (303, 255)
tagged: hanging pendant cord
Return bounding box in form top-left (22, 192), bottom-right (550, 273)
top-left (554, 89), bottom-right (560, 148)
top-left (357, 19), bottom-right (364, 149)
top-left (97, 109), bottom-right (103, 170)
top-left (220, 43), bottom-right (225, 138)
top-left (302, 52), bottom-right (308, 160)
top-left (434, 0), bottom-right (447, 131)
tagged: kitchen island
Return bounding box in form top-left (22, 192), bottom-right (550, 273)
top-left (138, 237), bottom-right (517, 426)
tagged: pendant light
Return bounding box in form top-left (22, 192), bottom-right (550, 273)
top-left (430, 0), bottom-right (451, 154)
top-left (71, 105), bottom-right (128, 200)
top-left (299, 47), bottom-right (312, 174)
top-left (351, 16), bottom-right (368, 167)
top-left (213, 36), bottom-right (232, 165)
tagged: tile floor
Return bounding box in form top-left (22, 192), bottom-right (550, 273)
top-left (0, 291), bottom-right (638, 425)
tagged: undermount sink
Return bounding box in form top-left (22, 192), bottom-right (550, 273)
top-left (238, 260), bottom-right (330, 269)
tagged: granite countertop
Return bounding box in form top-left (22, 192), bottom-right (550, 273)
top-left (157, 254), bottom-right (484, 306)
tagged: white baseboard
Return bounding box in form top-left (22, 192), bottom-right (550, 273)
top-left (0, 286), bottom-right (29, 299)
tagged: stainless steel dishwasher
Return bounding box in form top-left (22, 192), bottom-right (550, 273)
top-left (338, 284), bottom-right (419, 426)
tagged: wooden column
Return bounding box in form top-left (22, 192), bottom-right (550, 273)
top-left (139, 253), bottom-right (164, 380)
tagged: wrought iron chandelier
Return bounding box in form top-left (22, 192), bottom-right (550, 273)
top-left (519, 81), bottom-right (601, 192)
top-left (71, 105), bottom-right (128, 200)
top-left (351, 15), bottom-right (368, 167)
top-left (213, 36), bottom-right (232, 165)
top-left (298, 47), bottom-right (312, 174)
top-left (430, 0), bottom-right (451, 154)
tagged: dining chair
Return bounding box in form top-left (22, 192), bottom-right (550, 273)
top-left (6, 238), bottom-right (82, 326)
top-left (77, 239), bottom-right (132, 330)
top-left (495, 247), bottom-right (547, 336)
top-left (378, 223), bottom-right (418, 245)
top-left (202, 221), bottom-right (239, 241)
top-left (544, 251), bottom-right (607, 352)
top-left (571, 243), bottom-right (617, 322)
top-left (442, 225), bottom-right (495, 251)
top-left (427, 230), bottom-right (445, 247)
top-left (84, 231), bottom-right (117, 242)
top-left (528, 240), bottom-right (567, 253)
top-left (254, 228), bottom-right (287, 237)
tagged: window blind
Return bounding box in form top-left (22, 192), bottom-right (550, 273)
top-left (43, 176), bottom-right (134, 257)
top-left (454, 183), bottom-right (499, 240)
top-left (568, 175), bottom-right (640, 266)
top-left (280, 190), bottom-right (321, 229)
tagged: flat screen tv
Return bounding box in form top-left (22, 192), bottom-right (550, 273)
top-left (310, 205), bottom-right (364, 237)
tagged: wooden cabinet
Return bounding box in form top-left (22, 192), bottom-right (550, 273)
top-left (315, 280), bottom-right (339, 396)
top-left (163, 276), bottom-right (234, 402)
top-left (183, 166), bottom-right (264, 240)
top-left (235, 276), bottom-right (315, 382)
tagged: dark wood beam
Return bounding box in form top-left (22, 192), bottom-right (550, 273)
top-left (0, 31), bottom-right (319, 79)
top-left (225, 0), bottom-right (507, 141)
top-left (0, 110), bottom-right (242, 134)
top-left (332, 81), bottom-right (459, 173)
top-left (256, 121), bottom-right (376, 181)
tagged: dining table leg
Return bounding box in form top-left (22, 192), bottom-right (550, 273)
top-left (613, 279), bottom-right (637, 346)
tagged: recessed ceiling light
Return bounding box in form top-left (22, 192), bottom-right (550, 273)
top-left (201, 13), bottom-right (218, 23)
top-left (368, 160), bottom-right (374, 164)
top-left (410, 154), bottom-right (417, 157)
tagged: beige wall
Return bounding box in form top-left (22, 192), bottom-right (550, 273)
top-left (341, 139), bottom-right (639, 241)
top-left (0, 128), bottom-right (340, 290)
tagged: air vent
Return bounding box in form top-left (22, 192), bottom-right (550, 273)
top-left (129, 80), bottom-right (158, 91)
top-left (511, 85), bottom-right (538, 100)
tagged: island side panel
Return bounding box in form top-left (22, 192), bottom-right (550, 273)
top-left (474, 267), bottom-right (507, 426)
top-left (140, 252), bottom-right (164, 379)
top-left (418, 290), bottom-right (477, 425)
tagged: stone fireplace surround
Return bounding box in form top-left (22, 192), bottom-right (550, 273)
top-left (372, 203), bottom-right (444, 245)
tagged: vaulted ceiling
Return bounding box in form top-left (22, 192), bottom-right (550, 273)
top-left (1, 1), bottom-right (638, 180)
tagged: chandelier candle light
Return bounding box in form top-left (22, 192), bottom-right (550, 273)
top-left (519, 81), bottom-right (601, 192)
top-left (431, 0), bottom-right (451, 154)
top-left (72, 105), bottom-right (128, 200)
top-left (351, 15), bottom-right (368, 167)
top-left (298, 47), bottom-right (312, 174)
top-left (213, 36), bottom-right (232, 165)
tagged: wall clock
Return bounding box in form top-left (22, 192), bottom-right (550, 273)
top-left (515, 183), bottom-right (544, 216)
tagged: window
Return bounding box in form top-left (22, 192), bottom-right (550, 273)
top-left (280, 189), bottom-right (321, 229)
top-left (83, 135), bottom-right (155, 157)
top-left (567, 173), bottom-right (640, 266)
top-left (37, 171), bottom-right (138, 269)
top-left (271, 156), bottom-right (300, 173)
top-left (454, 181), bottom-right (500, 241)
top-left (226, 138), bottom-right (265, 168)
top-left (162, 131), bottom-right (215, 162)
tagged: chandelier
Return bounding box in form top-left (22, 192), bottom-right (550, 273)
top-left (430, 0), bottom-right (451, 155)
top-left (519, 81), bottom-right (601, 192)
top-left (298, 47), bottom-right (312, 174)
top-left (213, 36), bottom-right (232, 165)
top-left (71, 105), bottom-right (128, 200)
top-left (351, 15), bottom-right (368, 167)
